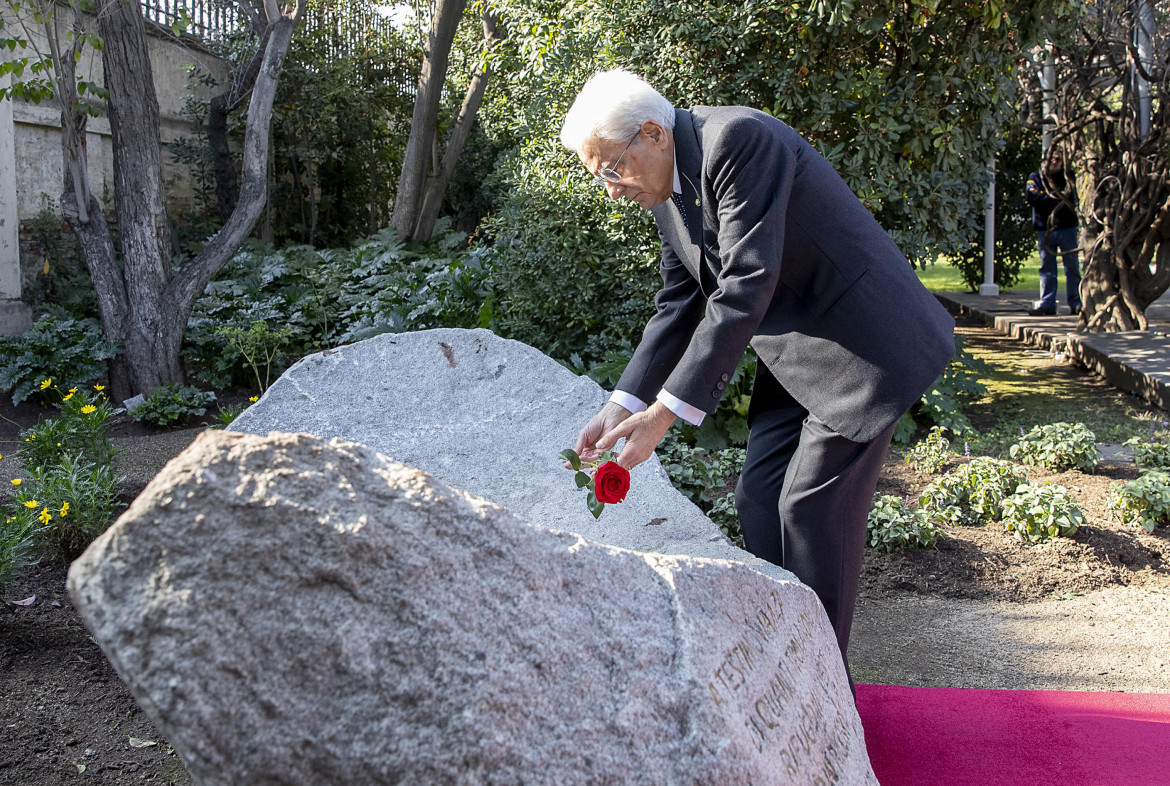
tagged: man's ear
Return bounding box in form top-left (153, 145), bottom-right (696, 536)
top-left (641, 119), bottom-right (670, 149)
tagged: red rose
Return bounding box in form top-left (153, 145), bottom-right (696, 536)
top-left (592, 461), bottom-right (631, 504)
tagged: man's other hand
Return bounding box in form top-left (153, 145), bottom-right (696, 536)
top-left (571, 401), bottom-right (633, 465)
top-left (596, 401), bottom-right (677, 470)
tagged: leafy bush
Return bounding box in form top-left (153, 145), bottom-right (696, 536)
top-left (657, 433), bottom-right (745, 541)
top-left (0, 513), bottom-right (36, 589)
top-left (185, 225), bottom-right (486, 389)
top-left (905, 426), bottom-right (952, 474)
top-left (8, 454), bottom-right (119, 558)
top-left (0, 313), bottom-right (120, 405)
top-left (867, 495), bottom-right (942, 552)
top-left (19, 385), bottom-right (121, 469)
top-left (130, 384), bottom-right (215, 428)
top-left (1122, 437), bottom-right (1170, 471)
top-left (1009, 422), bottom-right (1098, 473)
top-left (4, 383), bottom-right (122, 566)
top-left (1106, 471), bottom-right (1170, 533)
top-left (1000, 482), bottom-right (1085, 543)
top-left (919, 457), bottom-right (1028, 527)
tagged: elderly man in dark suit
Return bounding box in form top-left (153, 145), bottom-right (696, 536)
top-left (561, 69), bottom-right (955, 688)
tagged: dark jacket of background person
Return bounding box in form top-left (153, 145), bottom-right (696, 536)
top-left (1026, 168), bottom-right (1077, 231)
top-left (615, 107), bottom-right (955, 444)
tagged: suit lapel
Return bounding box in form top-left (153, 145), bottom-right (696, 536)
top-left (671, 110), bottom-right (717, 296)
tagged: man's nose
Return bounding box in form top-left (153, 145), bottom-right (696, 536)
top-left (604, 181), bottom-right (624, 200)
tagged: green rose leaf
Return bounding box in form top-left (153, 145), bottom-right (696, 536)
top-left (587, 490), bottom-right (604, 519)
top-left (575, 471), bottom-right (591, 488)
top-left (559, 448), bottom-right (581, 470)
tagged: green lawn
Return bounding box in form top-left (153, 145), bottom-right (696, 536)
top-left (915, 254), bottom-right (1042, 294)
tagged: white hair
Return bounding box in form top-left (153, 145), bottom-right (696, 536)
top-left (559, 68), bottom-right (675, 153)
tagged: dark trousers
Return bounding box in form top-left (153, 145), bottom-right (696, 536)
top-left (734, 364), bottom-right (894, 688)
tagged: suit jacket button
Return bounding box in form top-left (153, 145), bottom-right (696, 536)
top-left (720, 373), bottom-right (729, 382)
top-left (712, 391), bottom-right (720, 398)
top-left (716, 381), bottom-right (726, 390)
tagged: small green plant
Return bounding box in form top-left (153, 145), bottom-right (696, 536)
top-left (19, 384), bottom-right (121, 469)
top-left (1009, 422), bottom-right (1098, 473)
top-left (1122, 437), bottom-right (1170, 471)
top-left (919, 457), bottom-right (1028, 527)
top-left (8, 454), bottom-right (119, 558)
top-left (1106, 471), bottom-right (1170, 533)
top-left (905, 426), bottom-right (952, 474)
top-left (130, 384), bottom-right (215, 428)
top-left (208, 402), bottom-right (248, 428)
top-left (657, 433), bottom-right (745, 541)
top-left (0, 512), bottom-right (37, 589)
top-left (0, 313), bottom-right (120, 405)
top-left (1000, 482), bottom-right (1085, 543)
top-left (867, 495), bottom-right (943, 552)
top-left (215, 320), bottom-right (295, 392)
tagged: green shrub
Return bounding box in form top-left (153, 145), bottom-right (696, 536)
top-left (657, 433), bottom-right (745, 541)
top-left (8, 454), bottom-right (119, 558)
top-left (0, 513), bottom-right (37, 589)
top-left (19, 385), bottom-right (121, 469)
top-left (1000, 482), bottom-right (1085, 543)
top-left (919, 457), bottom-right (1028, 527)
top-left (905, 426), bottom-right (952, 474)
top-left (130, 384), bottom-right (215, 428)
top-left (1106, 471), bottom-right (1170, 533)
top-left (867, 495), bottom-right (943, 552)
top-left (1122, 437), bottom-right (1170, 471)
top-left (1009, 422), bottom-right (1098, 473)
top-left (0, 313), bottom-right (120, 405)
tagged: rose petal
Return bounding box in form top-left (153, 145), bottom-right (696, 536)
top-left (10, 595), bottom-right (35, 606)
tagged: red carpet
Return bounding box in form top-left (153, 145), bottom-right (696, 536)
top-left (855, 684), bottom-right (1170, 785)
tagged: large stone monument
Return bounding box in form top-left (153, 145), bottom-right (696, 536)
top-left (69, 329), bottom-right (878, 784)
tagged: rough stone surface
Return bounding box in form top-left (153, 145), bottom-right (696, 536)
top-left (230, 329), bottom-right (768, 568)
top-left (69, 431), bottom-right (876, 785)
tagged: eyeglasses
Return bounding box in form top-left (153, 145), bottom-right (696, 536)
top-left (594, 130), bottom-right (640, 186)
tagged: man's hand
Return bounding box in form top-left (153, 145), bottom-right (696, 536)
top-left (596, 401), bottom-right (677, 470)
top-left (571, 401), bottom-right (633, 465)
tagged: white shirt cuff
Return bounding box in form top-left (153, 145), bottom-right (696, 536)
top-left (657, 389), bottom-right (705, 427)
top-left (609, 390), bottom-right (647, 414)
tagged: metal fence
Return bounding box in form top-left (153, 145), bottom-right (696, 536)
top-left (140, 0), bottom-right (246, 40)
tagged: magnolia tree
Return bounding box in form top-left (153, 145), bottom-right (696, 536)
top-left (1031, 1), bottom-right (1170, 331)
top-left (0, 0), bottom-right (303, 401)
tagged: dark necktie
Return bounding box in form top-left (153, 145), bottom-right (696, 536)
top-left (671, 192), bottom-right (690, 230)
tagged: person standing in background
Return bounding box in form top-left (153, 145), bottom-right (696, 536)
top-left (1025, 148), bottom-right (1081, 316)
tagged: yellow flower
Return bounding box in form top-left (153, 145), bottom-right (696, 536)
top-left (62, 392), bottom-right (74, 401)
top-left (59, 502), bottom-right (69, 518)
top-left (249, 396), bottom-right (258, 403)
top-left (38, 507), bottom-right (51, 526)
top-left (40, 379), bottom-right (52, 390)
top-left (10, 479), bottom-right (21, 486)
top-left (80, 405), bottom-right (96, 415)
top-left (68, 387), bottom-right (78, 393)
top-left (23, 500), bottom-right (38, 508)
top-left (94, 384), bottom-right (105, 391)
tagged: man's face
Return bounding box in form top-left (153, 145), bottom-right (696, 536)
top-left (579, 120), bottom-right (675, 209)
top-left (1046, 150), bottom-right (1064, 176)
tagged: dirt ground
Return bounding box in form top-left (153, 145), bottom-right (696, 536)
top-left (2, 325), bottom-right (1169, 785)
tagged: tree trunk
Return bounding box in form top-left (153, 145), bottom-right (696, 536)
top-left (390, 0), bottom-right (468, 238)
top-left (208, 94), bottom-right (240, 221)
top-left (56, 0), bottom-right (302, 402)
top-left (412, 11), bottom-right (501, 242)
top-left (97, 0), bottom-right (180, 397)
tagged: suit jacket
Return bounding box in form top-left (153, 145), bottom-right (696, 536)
top-left (615, 107), bottom-right (955, 443)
